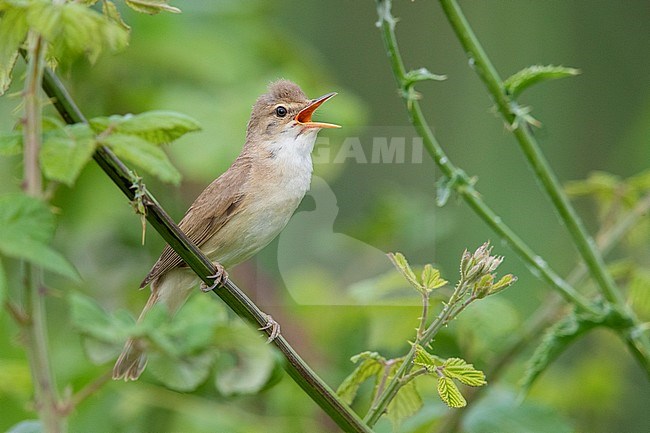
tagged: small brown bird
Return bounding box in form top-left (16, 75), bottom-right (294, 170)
top-left (113, 80), bottom-right (339, 380)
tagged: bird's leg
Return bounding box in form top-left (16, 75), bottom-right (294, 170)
top-left (200, 262), bottom-right (229, 292)
top-left (259, 314), bottom-right (281, 342)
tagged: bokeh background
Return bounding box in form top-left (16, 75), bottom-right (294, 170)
top-left (1, 1), bottom-right (649, 432)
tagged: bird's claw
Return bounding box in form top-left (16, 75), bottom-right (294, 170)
top-left (259, 314), bottom-right (281, 342)
top-left (200, 263), bottom-right (229, 292)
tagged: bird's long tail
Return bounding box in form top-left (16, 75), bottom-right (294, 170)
top-left (112, 269), bottom-right (198, 381)
top-left (112, 291), bottom-right (158, 381)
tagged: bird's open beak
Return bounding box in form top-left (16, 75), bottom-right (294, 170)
top-left (295, 92), bottom-right (341, 129)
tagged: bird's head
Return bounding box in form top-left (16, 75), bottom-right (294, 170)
top-left (246, 80), bottom-right (339, 146)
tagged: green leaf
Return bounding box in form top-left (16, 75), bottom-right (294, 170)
top-left (69, 293), bottom-right (125, 344)
top-left (90, 111), bottom-right (201, 144)
top-left (100, 133), bottom-right (181, 184)
top-left (6, 420), bottom-right (43, 433)
top-left (41, 124), bottom-right (97, 186)
top-left (102, 0), bottom-right (131, 32)
top-left (31, 2), bottom-right (129, 64)
top-left (125, 0), bottom-right (181, 15)
top-left (437, 376), bottom-right (466, 408)
top-left (2, 238), bottom-right (79, 281)
top-left (167, 295), bottom-right (227, 354)
top-left (0, 131), bottom-right (22, 155)
top-left (504, 65), bottom-right (580, 97)
top-left (521, 309), bottom-right (604, 393)
top-left (65, 3), bottom-right (128, 62)
top-left (386, 379), bottom-right (423, 430)
top-left (442, 358), bottom-right (487, 387)
top-left (149, 351), bottom-right (214, 392)
top-left (26, 1), bottom-right (62, 41)
top-left (421, 264), bottom-right (447, 292)
top-left (489, 273), bottom-right (517, 296)
top-left (403, 67), bottom-right (447, 88)
top-left (0, 5), bottom-right (28, 95)
top-left (337, 351), bottom-right (385, 404)
top-left (0, 194), bottom-right (53, 243)
top-left (387, 252), bottom-right (422, 292)
top-left (0, 193), bottom-right (79, 280)
top-left (413, 344), bottom-right (442, 372)
top-left (213, 322), bottom-right (276, 396)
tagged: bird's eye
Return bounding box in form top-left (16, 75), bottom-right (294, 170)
top-left (275, 106), bottom-right (288, 117)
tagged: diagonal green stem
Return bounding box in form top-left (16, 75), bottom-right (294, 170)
top-left (375, 0), bottom-right (597, 315)
top-left (438, 0), bottom-right (650, 377)
top-left (40, 69), bottom-right (373, 433)
top-left (438, 0), bottom-right (621, 307)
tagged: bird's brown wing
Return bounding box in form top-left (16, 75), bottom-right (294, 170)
top-left (139, 155), bottom-right (252, 288)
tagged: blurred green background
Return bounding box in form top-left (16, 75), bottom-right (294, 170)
top-left (1, 1), bottom-right (650, 432)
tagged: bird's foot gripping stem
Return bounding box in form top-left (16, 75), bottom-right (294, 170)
top-left (200, 262), bottom-right (229, 292)
top-left (259, 314), bottom-right (281, 342)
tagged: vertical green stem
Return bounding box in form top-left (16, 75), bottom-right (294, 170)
top-left (22, 32), bottom-right (65, 433)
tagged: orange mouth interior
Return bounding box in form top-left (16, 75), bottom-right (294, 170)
top-left (295, 92), bottom-right (340, 129)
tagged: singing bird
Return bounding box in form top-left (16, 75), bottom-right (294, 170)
top-left (113, 80), bottom-right (339, 380)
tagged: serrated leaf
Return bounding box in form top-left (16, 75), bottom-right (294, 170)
top-left (6, 420), bottom-right (43, 433)
top-left (90, 111), bottom-right (201, 144)
top-left (387, 252), bottom-right (422, 292)
top-left (504, 65), bottom-right (580, 97)
top-left (521, 310), bottom-right (604, 393)
top-left (489, 273), bottom-right (516, 296)
top-left (437, 376), bottom-right (466, 408)
top-left (41, 124), bottom-right (96, 186)
top-left (33, 2), bottom-right (129, 63)
top-left (0, 131), bottom-right (22, 155)
top-left (0, 6), bottom-right (28, 95)
top-left (421, 264), bottom-right (447, 291)
top-left (337, 351), bottom-right (385, 404)
top-left (65, 3), bottom-right (128, 61)
top-left (100, 133), bottom-right (181, 184)
top-left (125, 0), bottom-right (181, 15)
top-left (26, 1), bottom-right (62, 40)
top-left (102, 0), bottom-right (131, 32)
top-left (443, 358), bottom-right (486, 387)
top-left (413, 344), bottom-right (442, 371)
top-left (0, 193), bottom-right (79, 280)
top-left (386, 379), bottom-right (423, 429)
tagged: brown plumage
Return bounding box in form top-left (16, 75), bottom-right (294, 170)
top-left (113, 80), bottom-right (339, 380)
